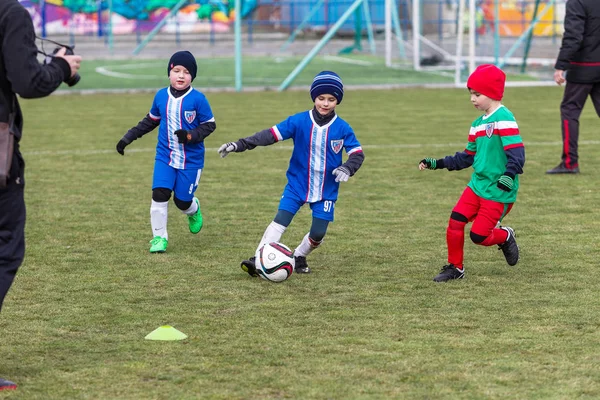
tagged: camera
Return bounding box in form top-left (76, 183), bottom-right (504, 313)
top-left (52, 46), bottom-right (80, 87)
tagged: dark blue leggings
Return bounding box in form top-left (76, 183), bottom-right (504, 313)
top-left (273, 210), bottom-right (329, 242)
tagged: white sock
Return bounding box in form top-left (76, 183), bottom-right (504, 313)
top-left (255, 221), bottom-right (287, 254)
top-left (294, 233), bottom-right (322, 257)
top-left (182, 198), bottom-right (199, 216)
top-left (150, 200), bottom-right (169, 240)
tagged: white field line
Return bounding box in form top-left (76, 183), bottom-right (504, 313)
top-left (322, 55), bottom-right (375, 66)
top-left (95, 63), bottom-right (281, 83)
top-left (22, 140), bottom-right (600, 157)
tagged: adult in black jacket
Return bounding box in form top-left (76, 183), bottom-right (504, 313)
top-left (547, 0), bottom-right (600, 174)
top-left (0, 0), bottom-right (81, 390)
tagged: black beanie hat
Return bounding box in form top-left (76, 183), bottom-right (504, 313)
top-left (167, 51), bottom-right (197, 82)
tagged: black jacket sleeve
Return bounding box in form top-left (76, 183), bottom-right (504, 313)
top-left (2, 5), bottom-right (70, 98)
top-left (234, 129), bottom-right (277, 151)
top-left (341, 151), bottom-right (365, 176)
top-left (121, 115), bottom-right (160, 143)
top-left (555, 0), bottom-right (587, 70)
top-left (503, 146), bottom-right (525, 178)
top-left (186, 121), bottom-right (216, 144)
top-left (437, 151), bottom-right (475, 171)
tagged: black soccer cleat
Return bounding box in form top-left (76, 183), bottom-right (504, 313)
top-left (433, 264), bottom-right (464, 282)
top-left (546, 163), bottom-right (579, 174)
top-left (241, 256), bottom-right (258, 277)
top-left (498, 226), bottom-right (519, 266)
top-left (0, 378), bottom-right (17, 391)
top-left (294, 256), bottom-right (311, 274)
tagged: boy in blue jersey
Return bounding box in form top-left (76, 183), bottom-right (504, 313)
top-left (116, 51), bottom-right (216, 253)
top-left (218, 71), bottom-right (365, 275)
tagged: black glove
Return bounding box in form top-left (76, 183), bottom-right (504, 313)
top-left (497, 173), bottom-right (514, 192)
top-left (175, 129), bottom-right (202, 145)
top-left (419, 157), bottom-right (444, 170)
top-left (116, 139), bottom-right (129, 155)
top-left (175, 129), bottom-right (189, 144)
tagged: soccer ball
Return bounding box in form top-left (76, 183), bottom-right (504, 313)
top-left (255, 242), bottom-right (295, 283)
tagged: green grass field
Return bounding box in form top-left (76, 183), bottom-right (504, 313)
top-left (2, 86), bottom-right (600, 399)
top-left (72, 55), bottom-right (455, 90)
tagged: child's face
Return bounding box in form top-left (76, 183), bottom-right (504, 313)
top-left (314, 94), bottom-right (338, 115)
top-left (469, 89), bottom-right (495, 112)
top-left (169, 65), bottom-right (192, 90)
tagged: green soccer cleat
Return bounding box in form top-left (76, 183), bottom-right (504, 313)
top-left (149, 236), bottom-right (168, 253)
top-left (188, 197), bottom-right (203, 234)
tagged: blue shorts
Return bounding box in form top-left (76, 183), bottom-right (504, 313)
top-left (152, 159), bottom-right (202, 202)
top-left (278, 186), bottom-right (336, 222)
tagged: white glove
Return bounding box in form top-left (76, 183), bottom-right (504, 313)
top-left (332, 166), bottom-right (350, 183)
top-left (218, 142), bottom-right (237, 158)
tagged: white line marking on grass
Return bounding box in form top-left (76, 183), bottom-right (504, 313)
top-left (322, 55), bottom-right (375, 66)
top-left (22, 140), bottom-right (600, 157)
top-left (95, 63), bottom-right (281, 83)
top-left (96, 63), bottom-right (164, 79)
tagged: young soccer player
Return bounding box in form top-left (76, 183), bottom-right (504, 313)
top-left (218, 71), bottom-right (364, 275)
top-left (419, 64), bottom-right (525, 282)
top-left (115, 51), bottom-right (216, 253)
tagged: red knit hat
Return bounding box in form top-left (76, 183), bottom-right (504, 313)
top-left (466, 64), bottom-right (506, 100)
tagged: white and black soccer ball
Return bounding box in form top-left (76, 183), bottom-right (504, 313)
top-left (255, 242), bottom-right (295, 283)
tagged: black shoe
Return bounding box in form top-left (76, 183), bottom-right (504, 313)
top-left (433, 264), bottom-right (464, 282)
top-left (294, 256), bottom-right (311, 274)
top-left (0, 378), bottom-right (17, 391)
top-left (498, 226), bottom-right (519, 266)
top-left (546, 163), bottom-right (579, 174)
top-left (241, 256), bottom-right (258, 277)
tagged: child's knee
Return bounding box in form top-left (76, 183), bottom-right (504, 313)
top-left (469, 230), bottom-right (487, 244)
top-left (448, 212), bottom-right (468, 231)
top-left (152, 187), bottom-right (172, 202)
top-left (173, 196), bottom-right (192, 211)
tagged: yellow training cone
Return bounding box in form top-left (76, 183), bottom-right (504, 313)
top-left (145, 325), bottom-right (188, 341)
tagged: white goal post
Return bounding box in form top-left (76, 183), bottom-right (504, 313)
top-left (383, 0), bottom-right (565, 88)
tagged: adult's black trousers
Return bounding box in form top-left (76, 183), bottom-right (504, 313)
top-left (559, 81), bottom-right (600, 168)
top-left (0, 179), bottom-right (25, 313)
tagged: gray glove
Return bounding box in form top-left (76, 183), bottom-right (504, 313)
top-left (218, 142), bottom-right (237, 158)
top-left (332, 166), bottom-right (350, 182)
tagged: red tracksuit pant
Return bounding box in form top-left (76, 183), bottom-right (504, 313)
top-left (447, 186), bottom-right (513, 269)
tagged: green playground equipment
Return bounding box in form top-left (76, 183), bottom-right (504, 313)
top-left (281, 0), bottom-right (377, 56)
top-left (339, 0), bottom-right (376, 55)
top-left (278, 0), bottom-right (406, 91)
top-left (132, 0), bottom-right (190, 56)
top-left (497, 0), bottom-right (556, 70)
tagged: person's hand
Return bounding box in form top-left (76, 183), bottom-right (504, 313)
top-left (497, 174), bottom-right (514, 192)
top-left (116, 139), bottom-right (128, 155)
top-left (419, 158), bottom-right (437, 170)
top-left (332, 166), bottom-right (350, 182)
top-left (218, 142), bottom-right (237, 158)
top-left (175, 129), bottom-right (189, 144)
top-left (54, 47), bottom-right (82, 78)
top-left (554, 69), bottom-right (566, 86)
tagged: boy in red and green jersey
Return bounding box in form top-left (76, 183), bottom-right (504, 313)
top-left (419, 64), bottom-right (525, 282)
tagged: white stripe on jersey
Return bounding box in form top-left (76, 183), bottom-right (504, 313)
top-left (166, 88), bottom-right (192, 169)
top-left (306, 112), bottom-right (337, 203)
top-left (307, 124), bottom-right (326, 202)
top-left (348, 146), bottom-right (363, 155)
top-left (271, 125), bottom-right (283, 141)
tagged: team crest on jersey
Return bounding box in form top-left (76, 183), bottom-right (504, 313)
top-left (184, 111), bottom-right (196, 123)
top-left (331, 139), bottom-right (344, 154)
top-left (485, 122), bottom-right (495, 138)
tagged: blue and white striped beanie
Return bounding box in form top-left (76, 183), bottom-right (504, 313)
top-left (310, 71), bottom-right (344, 104)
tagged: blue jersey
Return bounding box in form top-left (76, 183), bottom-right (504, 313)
top-left (149, 86), bottom-right (214, 170)
top-left (271, 110), bottom-right (363, 202)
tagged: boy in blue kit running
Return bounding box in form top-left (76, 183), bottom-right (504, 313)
top-left (116, 51), bottom-right (216, 253)
top-left (218, 71), bottom-right (365, 275)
